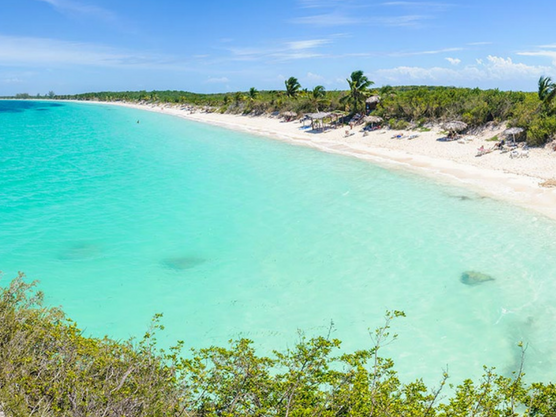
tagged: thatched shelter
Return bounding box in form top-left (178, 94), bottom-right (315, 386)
top-left (363, 115), bottom-right (383, 125)
top-left (306, 112), bottom-right (335, 130)
top-left (503, 127), bottom-right (525, 144)
top-left (442, 121), bottom-right (468, 133)
top-left (282, 111), bottom-right (297, 122)
top-left (365, 95), bottom-right (381, 113)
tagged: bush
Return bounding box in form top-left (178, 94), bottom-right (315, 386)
top-left (0, 274), bottom-right (554, 417)
top-left (388, 119), bottom-right (410, 130)
top-left (0, 274), bottom-right (184, 416)
top-left (526, 115), bottom-right (556, 146)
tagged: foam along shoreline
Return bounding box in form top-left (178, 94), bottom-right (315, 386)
top-left (87, 100), bottom-right (556, 221)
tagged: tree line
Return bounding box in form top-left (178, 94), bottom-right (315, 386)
top-left (9, 72), bottom-right (556, 146)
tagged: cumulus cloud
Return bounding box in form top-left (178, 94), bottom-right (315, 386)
top-left (375, 55), bottom-right (552, 85)
top-left (445, 57), bottom-right (461, 65)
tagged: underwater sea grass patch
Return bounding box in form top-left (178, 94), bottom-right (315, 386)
top-left (1, 273), bottom-right (555, 416)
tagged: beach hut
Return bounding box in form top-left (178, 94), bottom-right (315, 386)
top-left (442, 121), bottom-right (467, 138)
top-left (331, 110), bottom-right (349, 125)
top-left (282, 111), bottom-right (297, 122)
top-left (363, 115), bottom-right (383, 124)
top-left (363, 115), bottom-right (383, 129)
top-left (365, 95), bottom-right (381, 113)
top-left (503, 127), bottom-right (525, 145)
top-left (306, 112), bottom-right (333, 131)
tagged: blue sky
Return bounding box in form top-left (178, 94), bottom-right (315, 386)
top-left (1, 0), bottom-right (555, 95)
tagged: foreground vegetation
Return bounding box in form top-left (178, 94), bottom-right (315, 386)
top-left (1, 273), bottom-right (556, 416)
top-left (10, 72), bottom-right (552, 146)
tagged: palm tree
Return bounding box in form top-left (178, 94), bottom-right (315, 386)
top-left (379, 85), bottom-right (395, 98)
top-left (234, 91), bottom-right (245, 106)
top-left (248, 87), bottom-right (258, 100)
top-left (308, 85), bottom-right (327, 112)
top-left (312, 85), bottom-right (326, 99)
top-left (538, 76), bottom-right (556, 110)
top-left (285, 77), bottom-right (301, 98)
top-left (340, 70), bottom-right (374, 114)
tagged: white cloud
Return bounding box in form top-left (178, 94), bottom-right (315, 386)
top-left (379, 14), bottom-right (431, 27)
top-left (269, 52), bottom-right (323, 60)
top-left (291, 12), bottom-right (432, 28)
top-left (517, 49), bottom-right (556, 66)
top-left (446, 57), bottom-right (461, 65)
top-left (484, 56), bottom-right (545, 79)
top-left (381, 1), bottom-right (453, 7)
top-left (290, 12), bottom-right (362, 26)
top-left (467, 41), bottom-right (493, 46)
top-left (393, 47), bottom-right (463, 57)
top-left (297, 0), bottom-right (345, 8)
top-left (286, 39), bottom-right (331, 50)
top-left (227, 37), bottom-right (333, 62)
top-left (35, 0), bottom-right (116, 21)
top-left (0, 35), bottom-right (190, 70)
top-left (375, 55), bottom-right (551, 85)
top-left (2, 77), bottom-right (24, 84)
top-left (306, 72), bottom-right (325, 81)
top-left (205, 77), bottom-right (230, 84)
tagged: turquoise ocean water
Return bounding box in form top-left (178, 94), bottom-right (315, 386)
top-left (1, 100), bottom-right (556, 384)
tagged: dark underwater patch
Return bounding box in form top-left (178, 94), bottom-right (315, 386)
top-left (161, 256), bottom-right (206, 271)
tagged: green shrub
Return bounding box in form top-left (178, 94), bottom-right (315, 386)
top-left (527, 115), bottom-right (556, 146)
top-left (57, 85), bottom-right (556, 141)
top-left (388, 119), bottom-right (410, 130)
top-left (0, 274), bottom-right (553, 417)
top-left (0, 274), bottom-right (184, 416)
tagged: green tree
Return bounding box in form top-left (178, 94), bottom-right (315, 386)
top-left (341, 70), bottom-right (374, 114)
top-left (248, 87), bottom-right (258, 100)
top-left (234, 91), bottom-right (245, 105)
top-left (308, 85), bottom-right (327, 112)
top-left (538, 76), bottom-right (556, 111)
top-left (0, 275), bottom-right (547, 417)
top-left (285, 76), bottom-right (301, 98)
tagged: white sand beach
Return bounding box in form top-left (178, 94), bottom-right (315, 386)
top-left (96, 101), bottom-right (556, 221)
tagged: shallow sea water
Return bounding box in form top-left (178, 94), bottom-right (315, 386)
top-left (1, 100), bottom-right (556, 384)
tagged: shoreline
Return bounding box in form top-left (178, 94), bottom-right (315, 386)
top-left (78, 100), bottom-right (556, 221)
